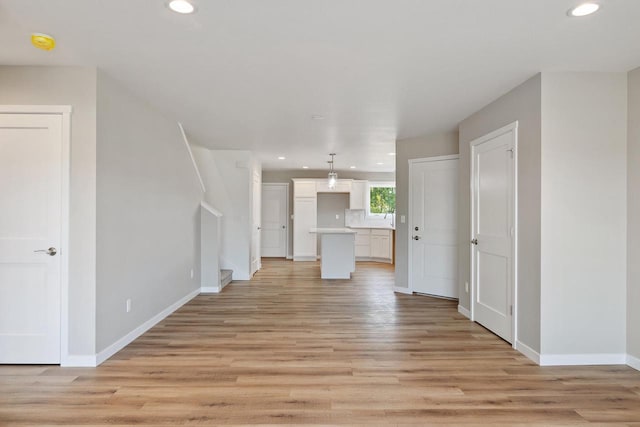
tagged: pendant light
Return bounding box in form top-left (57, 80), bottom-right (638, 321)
top-left (327, 153), bottom-right (337, 189)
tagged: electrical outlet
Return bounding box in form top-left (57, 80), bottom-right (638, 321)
top-left (400, 215), bottom-right (406, 224)
top-left (190, 268), bottom-right (194, 279)
top-left (335, 214), bottom-right (340, 220)
top-left (465, 282), bottom-right (469, 293)
top-left (126, 299), bottom-right (132, 313)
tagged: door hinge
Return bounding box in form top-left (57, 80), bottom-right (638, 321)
top-left (507, 148), bottom-right (514, 159)
top-left (509, 305), bottom-right (513, 316)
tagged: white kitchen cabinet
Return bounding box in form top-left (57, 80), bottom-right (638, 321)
top-left (354, 228), bottom-right (371, 258)
top-left (316, 179), bottom-right (352, 193)
top-left (370, 229), bottom-right (392, 260)
top-left (350, 180), bottom-right (367, 210)
top-left (295, 180), bottom-right (317, 198)
top-left (293, 197), bottom-right (317, 260)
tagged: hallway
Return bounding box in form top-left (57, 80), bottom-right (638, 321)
top-left (1, 259), bottom-right (639, 425)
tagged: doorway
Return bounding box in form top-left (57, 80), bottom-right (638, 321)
top-left (408, 155), bottom-right (459, 299)
top-left (0, 107), bottom-right (70, 364)
top-left (470, 122), bottom-right (517, 344)
top-left (261, 183), bottom-right (288, 258)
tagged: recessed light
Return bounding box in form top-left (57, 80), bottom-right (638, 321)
top-left (31, 33), bottom-right (56, 51)
top-left (302, 166), bottom-right (309, 169)
top-left (278, 156), bottom-right (286, 160)
top-left (169, 0), bottom-right (195, 14)
top-left (568, 3), bottom-right (600, 17)
top-left (388, 152), bottom-right (396, 156)
top-left (350, 166), bottom-right (356, 169)
top-left (311, 115), bottom-right (325, 120)
top-left (376, 162), bottom-right (384, 166)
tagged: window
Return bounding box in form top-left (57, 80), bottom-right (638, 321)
top-left (368, 182), bottom-right (396, 216)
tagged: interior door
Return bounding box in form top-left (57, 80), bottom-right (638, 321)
top-left (261, 184), bottom-right (287, 257)
top-left (410, 157), bottom-right (458, 298)
top-left (0, 113), bottom-right (63, 364)
top-left (471, 124), bottom-right (516, 343)
top-left (251, 169), bottom-right (262, 275)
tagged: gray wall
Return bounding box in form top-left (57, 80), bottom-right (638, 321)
top-left (262, 169), bottom-right (394, 258)
top-left (458, 74), bottom-right (542, 352)
top-left (95, 72), bottom-right (203, 352)
top-left (394, 132), bottom-right (459, 289)
top-left (317, 193), bottom-right (350, 228)
top-left (629, 67), bottom-right (640, 362)
top-left (0, 66), bottom-right (97, 356)
top-left (540, 72), bottom-right (627, 356)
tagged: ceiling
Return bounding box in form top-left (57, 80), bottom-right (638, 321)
top-left (1, 0), bottom-right (639, 172)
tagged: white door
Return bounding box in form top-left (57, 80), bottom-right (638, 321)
top-left (251, 169), bottom-right (261, 275)
top-left (409, 156), bottom-right (458, 298)
top-left (471, 123), bottom-right (516, 343)
top-left (261, 184), bottom-right (287, 257)
top-left (0, 113), bottom-right (64, 364)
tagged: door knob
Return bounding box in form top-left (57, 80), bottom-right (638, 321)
top-left (282, 225), bottom-right (285, 229)
top-left (413, 236), bottom-right (420, 241)
top-left (414, 226), bottom-right (419, 231)
top-left (34, 247), bottom-right (57, 256)
top-left (471, 238), bottom-right (478, 245)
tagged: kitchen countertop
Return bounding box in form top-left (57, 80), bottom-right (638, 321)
top-left (347, 225), bottom-right (395, 230)
top-left (309, 227), bottom-right (357, 234)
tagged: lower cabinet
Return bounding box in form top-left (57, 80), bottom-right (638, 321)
top-left (353, 228), bottom-right (393, 262)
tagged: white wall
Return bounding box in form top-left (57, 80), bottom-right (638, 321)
top-left (395, 131), bottom-right (459, 289)
top-left (628, 67), bottom-right (640, 363)
top-left (540, 73), bottom-right (627, 357)
top-left (95, 72), bottom-right (203, 352)
top-left (191, 147), bottom-right (256, 280)
top-left (0, 66), bottom-right (97, 357)
top-left (459, 74), bottom-right (542, 352)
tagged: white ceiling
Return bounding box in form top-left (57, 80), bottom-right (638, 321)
top-left (1, 0), bottom-right (640, 172)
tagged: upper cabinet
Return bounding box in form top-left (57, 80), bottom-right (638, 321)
top-left (350, 180), bottom-right (367, 210)
top-left (294, 180), bottom-right (317, 198)
top-left (316, 180), bottom-right (351, 193)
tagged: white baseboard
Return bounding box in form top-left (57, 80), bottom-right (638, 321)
top-left (627, 353), bottom-right (640, 371)
top-left (393, 286), bottom-right (412, 295)
top-left (61, 354), bottom-right (98, 368)
top-left (457, 305), bottom-right (471, 319)
top-left (539, 353), bottom-right (626, 366)
top-left (293, 256), bottom-right (316, 261)
top-left (95, 288), bottom-right (200, 366)
top-left (201, 286), bottom-right (220, 293)
top-left (286, 255), bottom-right (293, 260)
top-left (515, 340), bottom-right (540, 364)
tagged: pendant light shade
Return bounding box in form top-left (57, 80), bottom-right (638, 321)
top-left (327, 153), bottom-right (337, 189)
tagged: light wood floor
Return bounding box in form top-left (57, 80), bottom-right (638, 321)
top-left (2, 259), bottom-right (640, 426)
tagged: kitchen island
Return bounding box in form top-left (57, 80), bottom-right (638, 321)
top-left (309, 228), bottom-right (357, 279)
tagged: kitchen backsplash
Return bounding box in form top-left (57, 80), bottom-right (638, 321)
top-left (345, 209), bottom-right (395, 229)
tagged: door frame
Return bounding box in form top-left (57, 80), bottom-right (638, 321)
top-left (407, 154), bottom-right (460, 294)
top-left (469, 121), bottom-right (518, 347)
top-left (261, 182), bottom-right (289, 259)
top-left (0, 105), bottom-right (72, 364)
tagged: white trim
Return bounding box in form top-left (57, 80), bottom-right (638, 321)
top-left (61, 354), bottom-right (97, 368)
top-left (469, 121), bottom-right (519, 348)
top-left (407, 155), bottom-right (460, 294)
top-left (95, 288), bottom-right (200, 366)
top-left (539, 353), bottom-right (626, 366)
top-left (293, 256), bottom-right (317, 262)
top-left (262, 183), bottom-right (290, 258)
top-left (1, 105), bottom-right (72, 367)
top-left (178, 122), bottom-right (206, 193)
top-left (0, 105), bottom-right (72, 114)
top-left (515, 340), bottom-right (540, 364)
top-left (457, 305), bottom-right (471, 319)
top-left (201, 201), bottom-right (223, 217)
top-left (393, 286), bottom-right (412, 295)
top-left (627, 354), bottom-right (640, 371)
top-left (201, 286), bottom-right (220, 293)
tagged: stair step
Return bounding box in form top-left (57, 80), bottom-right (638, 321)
top-left (220, 269), bottom-right (233, 289)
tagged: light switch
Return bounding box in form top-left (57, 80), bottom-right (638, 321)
top-left (400, 215), bottom-right (406, 223)
top-left (336, 214), bottom-right (340, 220)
